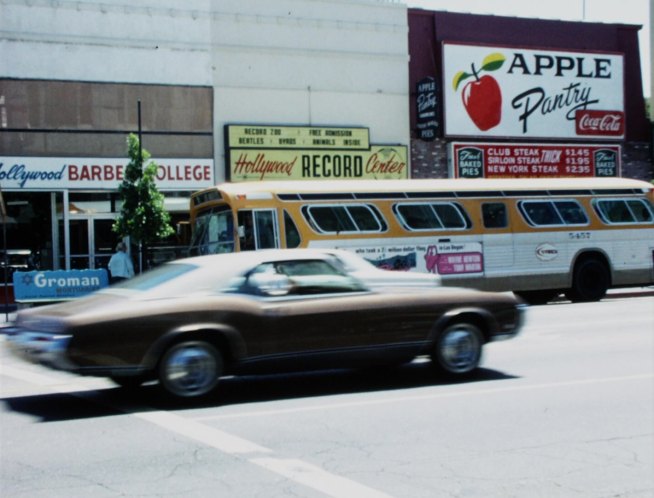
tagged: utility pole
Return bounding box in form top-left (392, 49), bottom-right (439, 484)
top-left (1, 186), bottom-right (9, 321)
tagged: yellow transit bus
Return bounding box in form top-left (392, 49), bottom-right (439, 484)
top-left (189, 178), bottom-right (654, 303)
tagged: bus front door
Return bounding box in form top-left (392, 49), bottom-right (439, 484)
top-left (237, 210), bottom-right (279, 251)
top-left (480, 202), bottom-right (515, 289)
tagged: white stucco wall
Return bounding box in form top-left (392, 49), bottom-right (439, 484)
top-left (0, 0), bottom-right (409, 181)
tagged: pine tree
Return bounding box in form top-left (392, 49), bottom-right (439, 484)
top-left (113, 133), bottom-right (174, 272)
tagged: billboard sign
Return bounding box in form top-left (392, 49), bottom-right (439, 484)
top-left (443, 43), bottom-right (625, 139)
top-left (229, 145), bottom-right (409, 181)
top-left (416, 77), bottom-right (438, 141)
top-left (226, 125), bottom-right (370, 150)
top-left (14, 269), bottom-right (109, 301)
top-left (0, 157), bottom-right (214, 190)
top-left (451, 142), bottom-right (621, 178)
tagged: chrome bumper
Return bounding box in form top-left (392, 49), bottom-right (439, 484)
top-left (490, 303), bottom-right (528, 342)
top-left (5, 329), bottom-right (75, 370)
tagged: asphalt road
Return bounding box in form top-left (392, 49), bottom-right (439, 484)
top-left (1, 294), bottom-right (652, 497)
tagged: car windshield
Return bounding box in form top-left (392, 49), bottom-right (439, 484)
top-left (110, 264), bottom-right (198, 291)
top-left (103, 259), bottom-right (255, 297)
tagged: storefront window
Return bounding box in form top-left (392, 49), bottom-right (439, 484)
top-left (1, 191), bottom-right (58, 307)
top-left (1, 192), bottom-right (56, 270)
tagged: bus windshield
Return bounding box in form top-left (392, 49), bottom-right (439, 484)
top-left (189, 206), bottom-right (235, 255)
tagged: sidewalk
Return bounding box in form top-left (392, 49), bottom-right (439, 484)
top-left (1, 310), bottom-right (16, 327)
top-left (605, 286), bottom-right (654, 299)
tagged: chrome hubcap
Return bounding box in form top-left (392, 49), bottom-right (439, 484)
top-left (163, 344), bottom-right (218, 397)
top-left (440, 328), bottom-right (479, 372)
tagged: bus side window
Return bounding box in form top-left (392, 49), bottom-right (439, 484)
top-left (348, 205), bottom-right (386, 231)
top-left (555, 201), bottom-right (588, 225)
top-left (627, 200), bottom-right (654, 223)
top-left (302, 205), bottom-right (384, 234)
top-left (395, 202), bottom-right (469, 231)
top-left (433, 204), bottom-right (467, 229)
top-left (284, 210), bottom-right (301, 248)
top-left (396, 204), bottom-right (440, 230)
top-left (595, 199), bottom-right (654, 224)
top-left (520, 201), bottom-right (563, 226)
top-left (482, 203), bottom-right (507, 229)
top-left (595, 200), bottom-right (632, 223)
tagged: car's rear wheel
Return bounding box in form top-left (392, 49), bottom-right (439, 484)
top-left (432, 322), bottom-right (483, 376)
top-left (158, 340), bottom-right (222, 399)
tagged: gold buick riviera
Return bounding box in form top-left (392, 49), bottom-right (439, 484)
top-left (6, 249), bottom-right (526, 400)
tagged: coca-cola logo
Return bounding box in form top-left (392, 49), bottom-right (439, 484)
top-left (575, 110), bottom-right (624, 136)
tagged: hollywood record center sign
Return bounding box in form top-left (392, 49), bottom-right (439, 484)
top-left (443, 43), bottom-right (625, 140)
top-left (225, 125), bottom-right (409, 181)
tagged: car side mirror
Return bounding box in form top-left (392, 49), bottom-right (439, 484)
top-left (248, 272), bottom-right (293, 296)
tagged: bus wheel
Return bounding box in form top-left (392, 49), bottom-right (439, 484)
top-left (565, 258), bottom-right (610, 303)
top-left (431, 322), bottom-right (483, 376)
top-left (158, 340), bottom-right (222, 399)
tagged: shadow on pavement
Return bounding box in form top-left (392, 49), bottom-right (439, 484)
top-left (2, 362), bottom-right (519, 421)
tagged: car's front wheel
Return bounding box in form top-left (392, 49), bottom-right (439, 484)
top-left (432, 322), bottom-right (483, 376)
top-left (158, 340), bottom-right (222, 399)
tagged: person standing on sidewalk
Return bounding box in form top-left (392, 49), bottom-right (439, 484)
top-left (108, 242), bottom-right (135, 284)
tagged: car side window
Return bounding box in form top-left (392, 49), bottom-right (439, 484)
top-left (242, 260), bottom-right (367, 296)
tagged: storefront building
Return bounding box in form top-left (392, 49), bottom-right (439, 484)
top-left (408, 10), bottom-right (652, 180)
top-left (0, 0), bottom-right (408, 304)
top-left (1, 1), bottom-right (650, 305)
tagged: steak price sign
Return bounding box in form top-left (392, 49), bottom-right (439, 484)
top-left (451, 143), bottom-right (621, 178)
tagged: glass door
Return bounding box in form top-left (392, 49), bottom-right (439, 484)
top-left (64, 218), bottom-right (91, 270)
top-left (93, 218), bottom-right (117, 270)
top-left (59, 215), bottom-right (120, 270)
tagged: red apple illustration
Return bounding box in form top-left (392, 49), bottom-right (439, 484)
top-left (453, 53), bottom-right (506, 132)
top-left (461, 75), bottom-right (502, 131)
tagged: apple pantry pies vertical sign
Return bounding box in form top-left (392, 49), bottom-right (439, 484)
top-left (442, 43), bottom-right (624, 139)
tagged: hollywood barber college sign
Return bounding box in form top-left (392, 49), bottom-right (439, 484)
top-left (443, 43), bottom-right (625, 139)
top-left (0, 158), bottom-right (214, 190)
